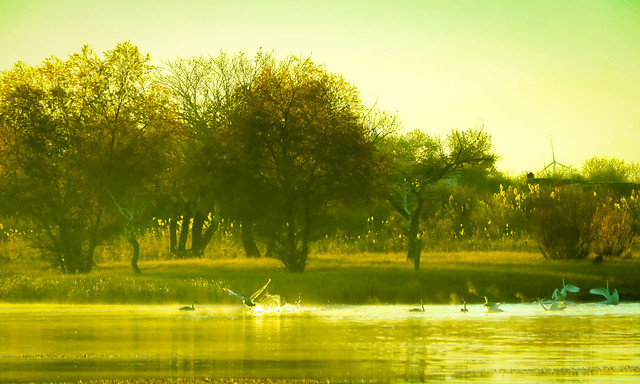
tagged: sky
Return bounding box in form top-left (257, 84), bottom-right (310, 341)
top-left (1, 0), bottom-right (639, 175)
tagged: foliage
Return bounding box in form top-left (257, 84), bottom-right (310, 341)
top-left (528, 185), bottom-right (597, 260)
top-left (383, 126), bottom-right (497, 269)
top-left (582, 156), bottom-right (636, 183)
top-left (3, 44), bottom-right (640, 274)
top-left (215, 56), bottom-right (389, 272)
top-left (489, 182), bottom-right (538, 239)
top-left (157, 51), bottom-right (272, 258)
top-left (590, 193), bottom-right (637, 259)
top-left (0, 42), bottom-right (179, 273)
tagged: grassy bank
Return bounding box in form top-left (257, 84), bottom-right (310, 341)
top-left (1, 251), bottom-right (639, 305)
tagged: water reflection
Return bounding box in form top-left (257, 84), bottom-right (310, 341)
top-left (0, 303), bottom-right (639, 382)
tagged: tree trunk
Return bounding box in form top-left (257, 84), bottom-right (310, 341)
top-left (405, 196), bottom-right (425, 271)
top-left (199, 219), bottom-right (218, 254)
top-left (241, 223), bottom-right (262, 258)
top-left (169, 205), bottom-right (178, 254)
top-left (265, 240), bottom-right (277, 258)
top-left (177, 212), bottom-right (191, 258)
top-left (127, 234), bottom-right (142, 274)
top-left (408, 232), bottom-right (423, 270)
top-left (280, 202), bottom-right (311, 272)
top-left (191, 209), bottom-right (205, 257)
top-left (282, 244), bottom-right (307, 272)
top-left (57, 225), bottom-right (94, 274)
top-left (283, 204), bottom-right (307, 272)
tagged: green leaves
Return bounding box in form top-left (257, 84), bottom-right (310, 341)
top-left (215, 55), bottom-right (386, 271)
top-left (0, 42), bottom-right (180, 273)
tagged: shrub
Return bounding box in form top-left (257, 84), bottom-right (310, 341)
top-left (590, 195), bottom-right (637, 259)
top-left (530, 185), bottom-right (597, 260)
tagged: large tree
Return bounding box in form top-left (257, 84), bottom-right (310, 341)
top-left (384, 127), bottom-right (496, 270)
top-left (158, 51), bottom-right (271, 257)
top-left (0, 42), bottom-right (179, 273)
top-left (216, 56), bottom-right (388, 272)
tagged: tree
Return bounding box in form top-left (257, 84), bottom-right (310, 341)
top-left (158, 51), bottom-right (270, 257)
top-left (216, 56), bottom-right (388, 272)
top-left (384, 126), bottom-right (496, 270)
top-left (0, 42), bottom-right (179, 273)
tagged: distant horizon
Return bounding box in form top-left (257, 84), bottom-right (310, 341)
top-left (2, 0), bottom-right (639, 174)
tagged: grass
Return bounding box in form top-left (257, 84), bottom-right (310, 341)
top-left (1, 248), bottom-right (639, 305)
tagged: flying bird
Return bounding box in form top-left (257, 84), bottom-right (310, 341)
top-left (537, 298), bottom-right (567, 311)
top-left (224, 279), bottom-right (272, 307)
top-left (179, 301), bottom-right (198, 311)
top-left (409, 299), bottom-right (425, 312)
top-left (590, 279), bottom-right (619, 305)
top-left (551, 278), bottom-right (580, 301)
top-left (484, 296), bottom-right (503, 313)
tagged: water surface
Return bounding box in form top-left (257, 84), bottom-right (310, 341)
top-left (1, 302), bottom-right (639, 382)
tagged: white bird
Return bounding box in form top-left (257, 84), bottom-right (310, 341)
top-left (484, 296), bottom-right (503, 313)
top-left (409, 299), bottom-right (425, 312)
top-left (551, 278), bottom-right (580, 301)
top-left (537, 298), bottom-right (567, 311)
top-left (590, 280), bottom-right (619, 305)
top-left (224, 279), bottom-right (271, 307)
top-left (460, 299), bottom-right (469, 313)
top-left (179, 301), bottom-right (198, 311)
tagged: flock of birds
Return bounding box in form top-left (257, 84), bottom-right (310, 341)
top-left (178, 277), bottom-right (620, 313)
top-left (410, 278), bottom-right (620, 313)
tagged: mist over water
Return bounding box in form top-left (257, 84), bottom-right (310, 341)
top-left (1, 303), bottom-right (639, 383)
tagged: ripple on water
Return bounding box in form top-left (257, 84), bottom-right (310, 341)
top-left (0, 303), bottom-right (639, 382)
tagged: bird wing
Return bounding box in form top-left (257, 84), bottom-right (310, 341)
top-left (224, 288), bottom-right (245, 301)
top-left (250, 278), bottom-right (271, 301)
top-left (551, 289), bottom-right (562, 300)
top-left (589, 287), bottom-right (609, 297)
top-left (564, 284), bottom-right (580, 293)
top-left (611, 289), bottom-right (619, 304)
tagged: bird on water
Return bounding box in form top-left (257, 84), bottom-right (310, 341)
top-left (409, 299), bottom-right (425, 312)
top-left (590, 279), bottom-right (619, 305)
top-left (460, 299), bottom-right (469, 313)
top-left (224, 279), bottom-right (272, 307)
top-left (537, 298), bottom-right (567, 311)
top-left (484, 296), bottom-right (503, 313)
top-left (551, 277), bottom-right (580, 302)
top-left (179, 301), bottom-right (199, 311)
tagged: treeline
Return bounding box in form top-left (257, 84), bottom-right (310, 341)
top-left (332, 175), bottom-right (639, 261)
top-left (0, 42), bottom-right (638, 274)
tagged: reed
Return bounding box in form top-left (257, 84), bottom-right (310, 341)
top-left (1, 250), bottom-right (639, 305)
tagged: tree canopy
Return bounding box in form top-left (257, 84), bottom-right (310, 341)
top-left (7, 42), bottom-right (635, 274)
top-left (383, 126), bottom-right (497, 269)
top-left (0, 42), bottom-right (180, 273)
top-left (214, 56), bottom-right (389, 271)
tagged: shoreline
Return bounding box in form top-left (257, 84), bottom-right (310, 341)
top-left (1, 252), bottom-right (638, 305)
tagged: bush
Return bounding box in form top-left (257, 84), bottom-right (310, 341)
top-left (590, 195), bottom-right (637, 259)
top-left (530, 185), bottom-right (597, 260)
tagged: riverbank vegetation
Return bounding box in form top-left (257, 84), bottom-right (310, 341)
top-left (1, 247), bottom-right (638, 305)
top-left (1, 42), bottom-right (640, 286)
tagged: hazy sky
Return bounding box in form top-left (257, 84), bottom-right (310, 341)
top-left (1, 0), bottom-right (639, 174)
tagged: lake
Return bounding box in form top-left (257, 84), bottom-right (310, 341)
top-left (1, 300), bottom-right (639, 383)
